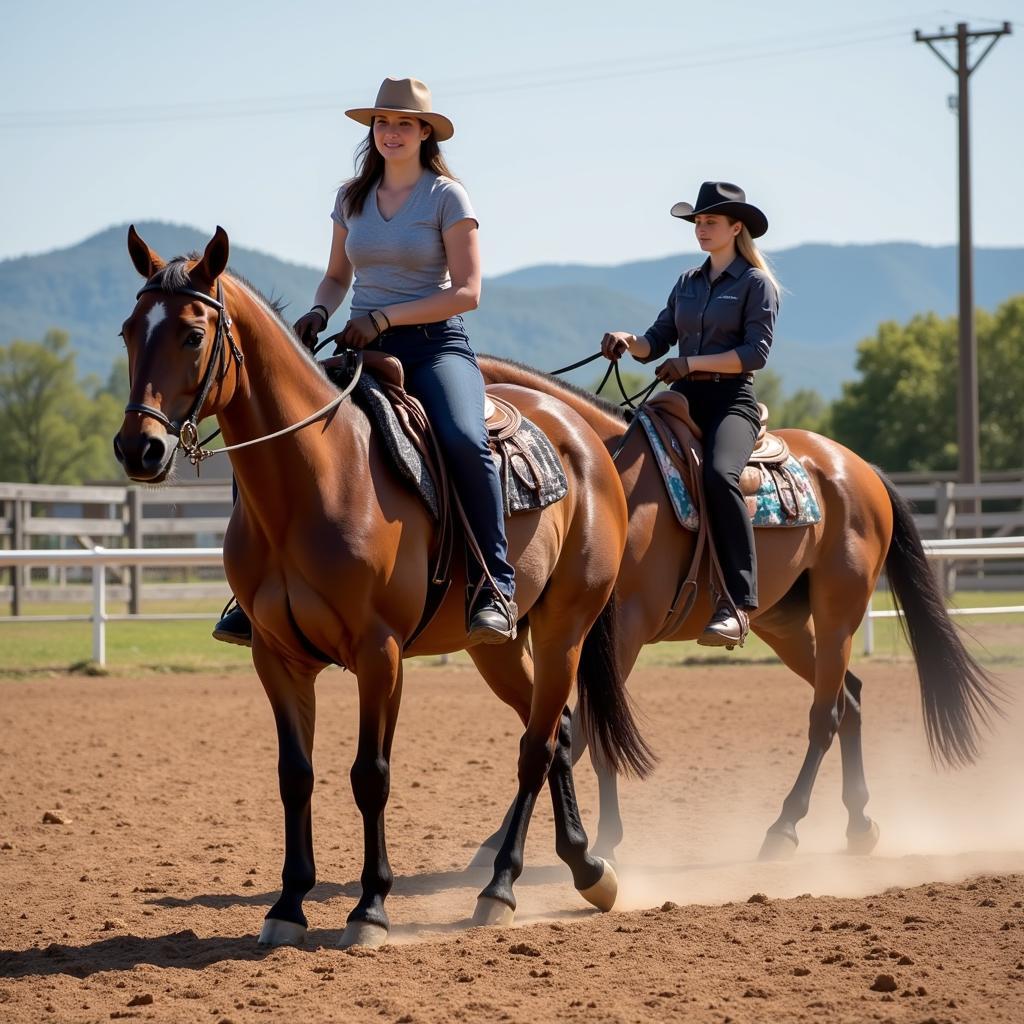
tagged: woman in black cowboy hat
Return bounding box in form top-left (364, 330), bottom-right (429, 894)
top-left (600, 181), bottom-right (780, 647)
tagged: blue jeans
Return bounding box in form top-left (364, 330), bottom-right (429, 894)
top-left (370, 317), bottom-right (516, 599)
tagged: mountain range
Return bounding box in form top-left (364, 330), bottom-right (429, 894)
top-left (1, 221), bottom-right (1022, 397)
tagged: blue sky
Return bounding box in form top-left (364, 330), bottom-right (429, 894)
top-left (1, 1), bottom-right (1019, 275)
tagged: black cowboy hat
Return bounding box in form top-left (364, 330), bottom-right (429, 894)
top-left (670, 181), bottom-right (768, 239)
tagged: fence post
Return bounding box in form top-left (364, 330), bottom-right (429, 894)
top-left (92, 547), bottom-right (107, 667)
top-left (935, 481), bottom-right (957, 594)
top-left (12, 499), bottom-right (25, 616)
top-left (128, 488), bottom-right (143, 614)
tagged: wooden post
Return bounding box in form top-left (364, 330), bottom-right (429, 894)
top-left (935, 481), bottom-right (957, 594)
top-left (11, 499), bottom-right (25, 616)
top-left (128, 488), bottom-right (143, 614)
top-left (92, 548), bottom-right (107, 667)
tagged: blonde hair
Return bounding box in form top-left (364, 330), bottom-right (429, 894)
top-left (734, 223), bottom-right (781, 300)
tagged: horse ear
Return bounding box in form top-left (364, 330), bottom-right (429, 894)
top-left (127, 224), bottom-right (164, 279)
top-left (192, 226), bottom-right (230, 285)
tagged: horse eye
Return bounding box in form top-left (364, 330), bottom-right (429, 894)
top-left (185, 330), bottom-right (205, 349)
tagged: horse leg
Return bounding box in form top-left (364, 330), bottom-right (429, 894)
top-left (838, 671), bottom-right (880, 854)
top-left (754, 599), bottom-right (879, 857)
top-left (465, 634), bottom-right (533, 868)
top-left (340, 634), bottom-right (404, 949)
top-left (470, 638), bottom-right (612, 910)
top-left (548, 706), bottom-right (617, 909)
top-left (568, 705), bottom-right (623, 862)
top-left (473, 627), bottom-right (597, 924)
top-left (253, 642), bottom-right (318, 947)
top-left (756, 591), bottom-right (859, 860)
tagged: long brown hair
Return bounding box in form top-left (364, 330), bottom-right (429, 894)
top-left (342, 120), bottom-right (458, 219)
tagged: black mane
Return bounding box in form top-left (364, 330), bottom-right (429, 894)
top-left (147, 255), bottom-right (195, 292)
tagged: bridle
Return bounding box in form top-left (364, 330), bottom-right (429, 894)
top-left (125, 280), bottom-right (244, 459)
top-left (124, 278), bottom-right (363, 470)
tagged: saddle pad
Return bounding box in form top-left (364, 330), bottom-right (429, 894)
top-left (637, 410), bottom-right (821, 531)
top-left (354, 373), bottom-right (567, 519)
top-left (498, 416), bottom-right (569, 515)
top-left (354, 373), bottom-right (442, 519)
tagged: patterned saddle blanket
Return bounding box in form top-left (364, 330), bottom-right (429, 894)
top-left (326, 351), bottom-right (568, 521)
top-left (637, 396), bottom-right (821, 531)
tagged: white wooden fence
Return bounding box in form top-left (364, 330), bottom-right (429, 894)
top-left (3, 477), bottom-right (1023, 615)
top-left (1, 538), bottom-right (1021, 667)
top-left (0, 481), bottom-right (232, 613)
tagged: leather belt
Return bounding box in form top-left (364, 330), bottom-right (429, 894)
top-left (686, 371), bottom-right (754, 383)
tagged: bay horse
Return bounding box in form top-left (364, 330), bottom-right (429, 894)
top-left (112, 226), bottom-right (653, 948)
top-left (475, 355), bottom-right (1002, 862)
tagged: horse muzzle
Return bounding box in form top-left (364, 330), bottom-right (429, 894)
top-left (113, 425), bottom-right (175, 482)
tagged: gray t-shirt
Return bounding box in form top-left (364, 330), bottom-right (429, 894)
top-left (331, 172), bottom-right (477, 314)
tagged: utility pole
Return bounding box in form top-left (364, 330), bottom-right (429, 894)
top-left (914, 21), bottom-right (1011, 500)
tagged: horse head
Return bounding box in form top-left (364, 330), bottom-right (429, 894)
top-left (114, 225), bottom-right (237, 482)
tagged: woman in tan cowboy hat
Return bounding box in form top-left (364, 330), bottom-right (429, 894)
top-left (599, 181), bottom-right (780, 648)
top-left (213, 77), bottom-right (517, 646)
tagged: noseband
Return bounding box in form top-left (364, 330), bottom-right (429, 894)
top-left (124, 279), bottom-right (243, 453)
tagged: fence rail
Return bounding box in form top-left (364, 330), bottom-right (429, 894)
top-left (3, 477), bottom-right (1023, 612)
top-left (1, 538), bottom-right (1022, 667)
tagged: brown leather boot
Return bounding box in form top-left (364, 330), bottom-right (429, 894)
top-left (697, 600), bottom-right (749, 649)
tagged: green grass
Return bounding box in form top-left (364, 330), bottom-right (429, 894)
top-left (0, 593), bottom-right (1020, 676)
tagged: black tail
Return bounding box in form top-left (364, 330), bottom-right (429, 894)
top-left (878, 470), bottom-right (1005, 768)
top-left (576, 592), bottom-right (656, 778)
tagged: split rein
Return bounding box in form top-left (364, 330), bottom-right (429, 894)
top-left (546, 350), bottom-right (659, 410)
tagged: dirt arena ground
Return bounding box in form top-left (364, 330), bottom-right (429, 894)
top-left (1, 657), bottom-right (1022, 1023)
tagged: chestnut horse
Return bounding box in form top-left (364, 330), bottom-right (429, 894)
top-left (476, 356), bottom-right (1002, 862)
top-left (113, 227), bottom-right (653, 948)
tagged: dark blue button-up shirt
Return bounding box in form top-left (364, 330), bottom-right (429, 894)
top-left (639, 255), bottom-right (778, 371)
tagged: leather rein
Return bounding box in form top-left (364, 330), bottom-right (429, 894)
top-left (125, 281), bottom-right (363, 469)
top-left (547, 350), bottom-right (659, 411)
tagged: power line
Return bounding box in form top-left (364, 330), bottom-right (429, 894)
top-left (0, 15), bottom-right (941, 131)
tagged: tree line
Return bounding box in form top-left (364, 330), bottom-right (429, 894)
top-left (1, 297), bottom-right (1022, 484)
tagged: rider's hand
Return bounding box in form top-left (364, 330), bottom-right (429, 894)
top-left (339, 314), bottom-right (380, 350)
top-left (653, 357), bottom-right (690, 383)
top-left (601, 331), bottom-right (633, 361)
top-left (293, 309), bottom-right (327, 350)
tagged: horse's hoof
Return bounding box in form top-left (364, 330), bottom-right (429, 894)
top-left (846, 819), bottom-right (881, 856)
top-left (758, 831), bottom-right (798, 861)
top-left (466, 844), bottom-right (498, 869)
top-left (339, 920), bottom-right (389, 949)
top-left (472, 896), bottom-right (515, 927)
top-left (579, 857), bottom-right (618, 912)
top-left (257, 917), bottom-right (307, 947)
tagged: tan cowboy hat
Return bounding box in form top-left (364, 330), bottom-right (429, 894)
top-left (345, 77), bottom-right (454, 142)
